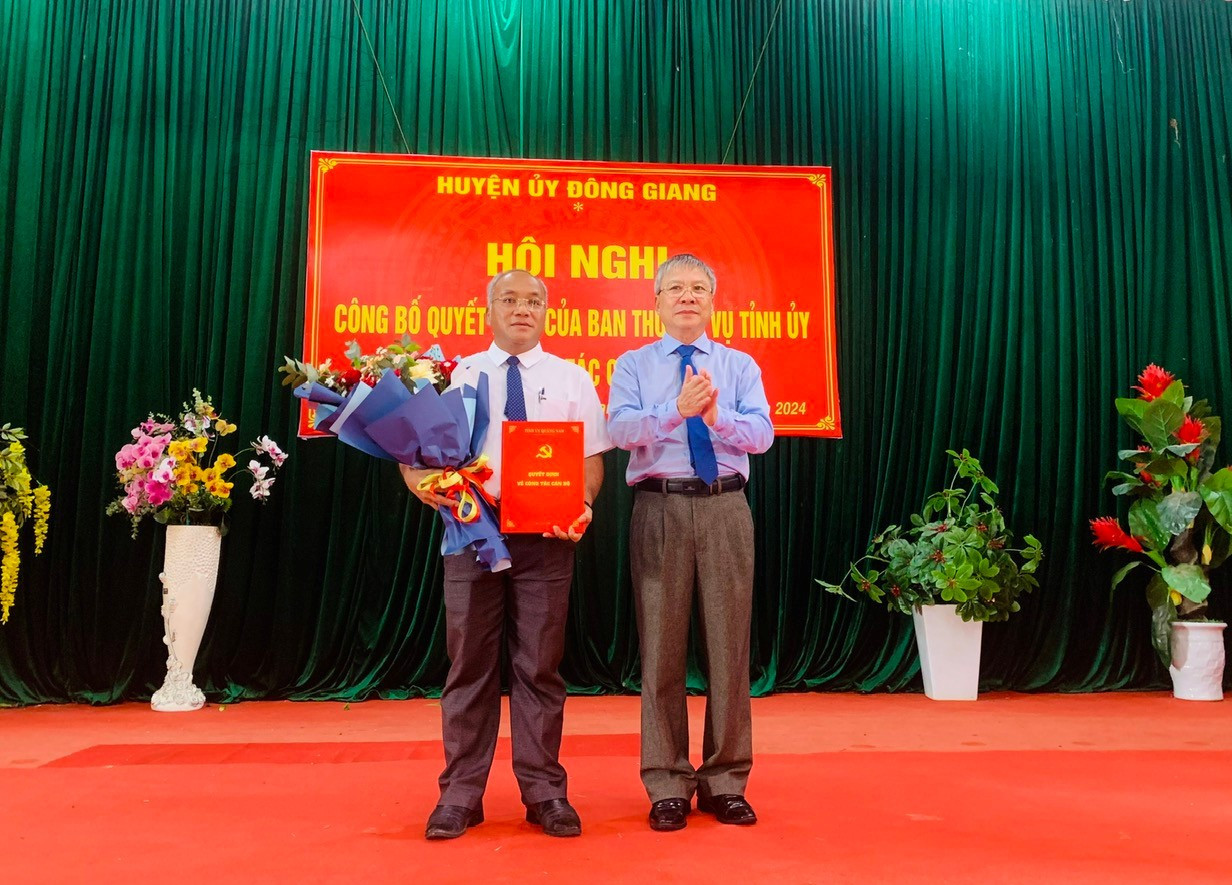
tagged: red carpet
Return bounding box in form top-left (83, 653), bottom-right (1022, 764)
top-left (4, 693), bottom-right (1231, 884)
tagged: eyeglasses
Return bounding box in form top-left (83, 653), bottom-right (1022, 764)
top-left (658, 283), bottom-right (713, 300)
top-left (493, 296), bottom-right (547, 311)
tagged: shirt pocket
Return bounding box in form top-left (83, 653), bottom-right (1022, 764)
top-left (535, 396), bottom-right (573, 421)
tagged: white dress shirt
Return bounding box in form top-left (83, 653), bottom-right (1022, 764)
top-left (449, 342), bottom-right (614, 500)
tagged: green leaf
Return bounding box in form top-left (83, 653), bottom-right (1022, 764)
top-left (1115, 397), bottom-right (1148, 434)
top-left (1156, 492), bottom-right (1202, 535)
top-left (816, 578), bottom-right (856, 602)
top-left (1145, 572), bottom-right (1170, 609)
top-left (1159, 379), bottom-right (1186, 407)
top-left (1128, 498), bottom-right (1170, 550)
top-left (1143, 456), bottom-right (1186, 479)
top-left (1139, 398), bottom-right (1185, 450)
top-left (1163, 444), bottom-right (1199, 459)
top-left (1160, 563), bottom-right (1212, 604)
top-left (1117, 449), bottom-right (1152, 462)
top-left (1199, 468), bottom-right (1232, 536)
top-left (1109, 560), bottom-right (1140, 592)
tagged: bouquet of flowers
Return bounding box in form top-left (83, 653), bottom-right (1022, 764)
top-left (1091, 364), bottom-right (1232, 661)
top-left (107, 390), bottom-right (287, 537)
top-left (280, 338), bottom-right (509, 571)
top-left (0, 424), bottom-right (51, 623)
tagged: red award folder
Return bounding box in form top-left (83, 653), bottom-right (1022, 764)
top-left (500, 421), bottom-right (585, 534)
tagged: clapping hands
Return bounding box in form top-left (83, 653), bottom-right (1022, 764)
top-left (676, 366), bottom-right (719, 426)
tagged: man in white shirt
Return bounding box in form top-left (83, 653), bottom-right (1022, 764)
top-left (400, 269), bottom-right (612, 840)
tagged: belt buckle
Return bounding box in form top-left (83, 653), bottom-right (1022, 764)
top-left (707, 478), bottom-right (722, 495)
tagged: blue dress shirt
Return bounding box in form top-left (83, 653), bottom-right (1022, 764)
top-left (607, 333), bottom-right (774, 484)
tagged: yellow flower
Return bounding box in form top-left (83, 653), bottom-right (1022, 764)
top-left (1170, 590), bottom-right (1183, 606)
top-left (1, 512), bottom-right (18, 624)
top-left (7, 441), bottom-right (23, 455)
top-left (215, 419), bottom-right (237, 436)
top-left (168, 440), bottom-right (194, 462)
top-left (191, 436), bottom-right (208, 454)
top-left (32, 486), bottom-right (50, 555)
top-left (215, 453), bottom-right (236, 471)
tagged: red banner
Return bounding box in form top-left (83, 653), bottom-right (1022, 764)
top-left (301, 153), bottom-right (840, 437)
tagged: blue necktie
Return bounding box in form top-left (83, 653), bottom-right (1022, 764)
top-left (675, 345), bottom-right (719, 484)
top-left (505, 356), bottom-right (527, 421)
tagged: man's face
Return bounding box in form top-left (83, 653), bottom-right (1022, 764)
top-left (488, 270), bottom-right (547, 354)
top-left (655, 265), bottom-right (714, 342)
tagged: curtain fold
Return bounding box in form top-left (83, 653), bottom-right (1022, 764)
top-left (2, 0), bottom-right (1230, 704)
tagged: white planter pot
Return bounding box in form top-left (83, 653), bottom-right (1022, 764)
top-left (1168, 621), bottom-right (1226, 702)
top-left (150, 525), bottom-right (221, 712)
top-left (912, 604), bottom-right (983, 701)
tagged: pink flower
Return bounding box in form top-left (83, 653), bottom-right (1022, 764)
top-left (122, 490), bottom-right (141, 514)
top-left (151, 461), bottom-right (176, 485)
top-left (115, 443), bottom-right (141, 470)
top-left (144, 480), bottom-right (173, 507)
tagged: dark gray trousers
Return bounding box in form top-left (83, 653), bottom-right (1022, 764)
top-left (438, 534), bottom-right (575, 809)
top-left (631, 489), bottom-right (755, 802)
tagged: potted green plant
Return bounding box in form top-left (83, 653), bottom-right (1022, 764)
top-left (819, 449), bottom-right (1043, 699)
top-left (1091, 364), bottom-right (1231, 701)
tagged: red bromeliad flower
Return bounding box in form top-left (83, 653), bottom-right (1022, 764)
top-left (1133, 364), bottom-right (1175, 401)
top-left (1136, 444), bottom-right (1157, 485)
top-left (1176, 414), bottom-right (1206, 462)
top-left (1090, 517), bottom-right (1144, 553)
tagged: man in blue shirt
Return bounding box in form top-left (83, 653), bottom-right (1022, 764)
top-left (607, 253), bottom-right (774, 831)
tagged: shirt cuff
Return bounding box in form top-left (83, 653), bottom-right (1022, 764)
top-left (655, 401), bottom-right (685, 436)
top-left (711, 406), bottom-right (735, 436)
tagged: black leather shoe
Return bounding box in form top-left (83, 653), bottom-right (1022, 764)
top-left (697, 794), bottom-right (757, 825)
top-left (425, 804), bottom-right (484, 840)
top-left (526, 798), bottom-right (582, 837)
top-left (648, 797), bottom-right (691, 831)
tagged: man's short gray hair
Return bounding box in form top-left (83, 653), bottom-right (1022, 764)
top-left (487, 269), bottom-right (549, 309)
top-left (654, 253), bottom-right (717, 294)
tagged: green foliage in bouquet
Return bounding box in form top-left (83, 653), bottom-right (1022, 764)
top-left (819, 449), bottom-right (1043, 622)
top-left (278, 335), bottom-right (456, 397)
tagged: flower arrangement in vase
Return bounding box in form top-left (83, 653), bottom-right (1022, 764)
top-left (1091, 364), bottom-right (1232, 696)
top-left (107, 389), bottom-right (286, 536)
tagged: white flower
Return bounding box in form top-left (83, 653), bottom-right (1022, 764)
top-left (407, 359), bottom-right (437, 381)
top-left (253, 435), bottom-right (287, 466)
top-left (249, 477), bottom-right (275, 500)
top-left (248, 460), bottom-right (269, 481)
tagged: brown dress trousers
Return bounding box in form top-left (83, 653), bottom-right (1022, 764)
top-left (437, 534), bottom-right (575, 809)
top-left (631, 488), bottom-right (755, 802)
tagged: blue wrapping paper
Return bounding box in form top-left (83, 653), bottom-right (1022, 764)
top-left (295, 371), bottom-right (510, 571)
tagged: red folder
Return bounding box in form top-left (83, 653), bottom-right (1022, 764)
top-left (500, 422), bottom-right (585, 534)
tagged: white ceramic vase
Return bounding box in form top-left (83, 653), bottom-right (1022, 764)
top-left (912, 603), bottom-right (984, 701)
top-left (1168, 621), bottom-right (1226, 702)
top-left (150, 525), bottom-right (221, 712)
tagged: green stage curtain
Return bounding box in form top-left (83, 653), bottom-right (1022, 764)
top-left (2, 0), bottom-right (1230, 704)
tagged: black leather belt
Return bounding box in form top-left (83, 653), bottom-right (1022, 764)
top-left (634, 474), bottom-right (746, 496)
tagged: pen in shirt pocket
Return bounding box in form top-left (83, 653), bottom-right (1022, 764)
top-left (538, 387), bottom-right (546, 403)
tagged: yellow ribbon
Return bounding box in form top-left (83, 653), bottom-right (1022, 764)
top-left (417, 455), bottom-right (495, 524)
